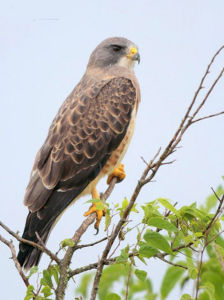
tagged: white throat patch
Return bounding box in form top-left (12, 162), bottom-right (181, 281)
top-left (117, 56), bottom-right (135, 70)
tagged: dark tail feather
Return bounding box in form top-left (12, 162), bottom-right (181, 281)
top-left (17, 222), bottom-right (51, 270)
top-left (17, 188), bottom-right (84, 270)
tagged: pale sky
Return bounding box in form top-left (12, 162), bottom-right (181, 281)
top-left (0, 1), bottom-right (224, 299)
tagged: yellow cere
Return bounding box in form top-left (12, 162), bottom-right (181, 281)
top-left (130, 47), bottom-right (138, 55)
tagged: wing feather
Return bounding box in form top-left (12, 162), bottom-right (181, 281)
top-left (25, 76), bottom-right (136, 211)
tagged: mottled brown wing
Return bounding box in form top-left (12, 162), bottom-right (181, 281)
top-left (24, 77), bottom-right (136, 212)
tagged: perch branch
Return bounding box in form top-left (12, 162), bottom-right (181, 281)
top-left (55, 177), bottom-right (117, 300)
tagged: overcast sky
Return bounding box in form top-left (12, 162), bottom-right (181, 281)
top-left (0, 1), bottom-right (224, 299)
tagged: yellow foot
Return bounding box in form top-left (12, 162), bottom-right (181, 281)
top-left (107, 163), bottom-right (126, 184)
top-left (84, 202), bottom-right (105, 231)
top-left (83, 187), bottom-right (105, 231)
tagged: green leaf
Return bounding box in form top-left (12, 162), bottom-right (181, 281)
top-left (194, 232), bottom-right (203, 238)
top-left (200, 282), bottom-right (215, 299)
top-left (184, 235), bottom-right (193, 245)
top-left (201, 270), bottom-right (224, 295)
top-left (105, 209), bottom-right (111, 231)
top-left (141, 200), bottom-right (160, 221)
top-left (206, 244), bottom-right (216, 258)
top-left (180, 206), bottom-right (202, 220)
top-left (180, 294), bottom-right (193, 300)
top-left (172, 231), bottom-right (185, 248)
top-left (139, 242), bottom-right (158, 258)
top-left (160, 266), bottom-right (185, 298)
top-left (75, 273), bottom-right (93, 298)
top-left (144, 231), bottom-right (173, 254)
top-left (61, 238), bottom-right (75, 248)
top-left (158, 198), bottom-right (179, 216)
top-left (41, 286), bottom-right (52, 297)
top-left (116, 245), bottom-right (130, 264)
top-left (147, 217), bottom-right (178, 232)
top-left (49, 265), bottom-right (59, 285)
top-left (41, 270), bottom-right (53, 287)
top-left (105, 293), bottom-right (121, 300)
top-left (135, 269), bottom-right (147, 281)
top-left (180, 276), bottom-right (190, 290)
top-left (24, 285), bottom-right (35, 300)
top-left (188, 267), bottom-right (198, 279)
top-left (95, 203), bottom-right (105, 210)
top-left (131, 203), bottom-right (139, 213)
top-left (27, 266), bottom-right (38, 279)
top-left (86, 198), bottom-right (101, 203)
top-left (215, 235), bottom-right (224, 248)
top-left (98, 264), bottom-right (129, 299)
top-left (215, 243), bottom-right (224, 260)
top-left (122, 197), bottom-right (129, 209)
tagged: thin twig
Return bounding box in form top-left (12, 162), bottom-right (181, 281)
top-left (195, 241), bottom-right (206, 300)
top-left (35, 232), bottom-right (61, 265)
top-left (68, 247), bottom-right (188, 279)
top-left (69, 252), bottom-right (135, 278)
top-left (211, 187), bottom-right (222, 203)
top-left (191, 111), bottom-right (224, 124)
top-left (74, 237), bottom-right (108, 250)
top-left (155, 253), bottom-right (187, 270)
top-left (125, 264), bottom-right (132, 300)
top-left (0, 221), bottom-right (60, 264)
top-left (0, 234), bottom-right (30, 288)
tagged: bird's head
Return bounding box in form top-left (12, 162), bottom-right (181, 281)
top-left (87, 37), bottom-right (140, 70)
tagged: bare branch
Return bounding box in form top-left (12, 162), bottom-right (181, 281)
top-left (195, 240), bottom-right (206, 300)
top-left (35, 232), bottom-right (61, 265)
top-left (68, 248), bottom-right (188, 279)
top-left (125, 264), bottom-right (132, 300)
top-left (0, 234), bottom-right (30, 288)
top-left (211, 187), bottom-right (222, 203)
top-left (0, 220), bottom-right (60, 265)
top-left (190, 67), bottom-right (224, 121)
top-left (155, 253), bottom-right (187, 270)
top-left (74, 237), bottom-right (108, 250)
top-left (191, 111), bottom-right (224, 124)
top-left (181, 45), bottom-right (224, 126)
top-left (205, 194), bottom-right (224, 234)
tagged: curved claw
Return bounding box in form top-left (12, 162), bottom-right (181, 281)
top-left (107, 163), bottom-right (126, 185)
top-left (84, 201), bottom-right (105, 231)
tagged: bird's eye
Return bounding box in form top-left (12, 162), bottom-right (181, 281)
top-left (111, 45), bottom-right (123, 52)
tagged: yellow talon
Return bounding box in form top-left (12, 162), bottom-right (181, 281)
top-left (83, 187), bottom-right (105, 231)
top-left (107, 163), bottom-right (126, 184)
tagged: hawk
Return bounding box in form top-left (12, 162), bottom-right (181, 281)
top-left (17, 37), bottom-right (141, 270)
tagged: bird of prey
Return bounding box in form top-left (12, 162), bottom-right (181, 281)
top-left (17, 37), bottom-right (141, 270)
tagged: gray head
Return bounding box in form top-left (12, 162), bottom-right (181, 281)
top-left (87, 37), bottom-right (140, 70)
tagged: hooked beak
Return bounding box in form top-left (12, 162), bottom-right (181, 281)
top-left (132, 52), bottom-right (140, 64)
top-left (126, 47), bottom-right (140, 64)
